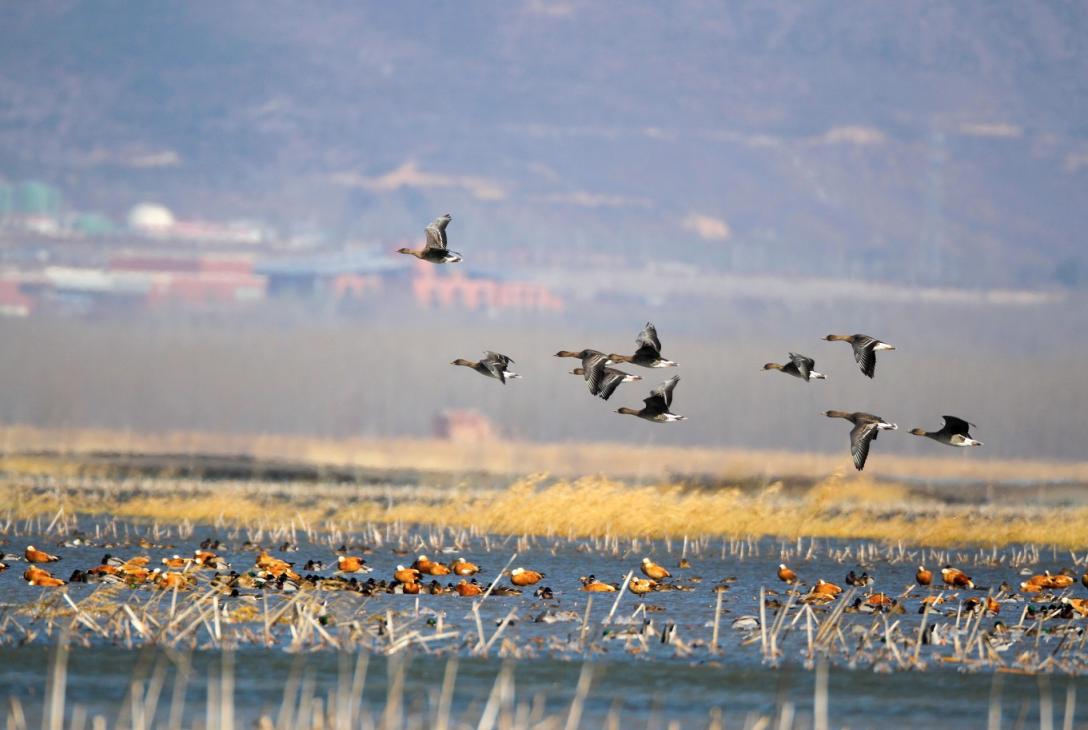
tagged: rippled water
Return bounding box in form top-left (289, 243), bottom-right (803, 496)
top-left (2, 523), bottom-right (1088, 727)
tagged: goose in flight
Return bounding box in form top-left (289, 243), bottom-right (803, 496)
top-left (617, 375), bottom-right (685, 422)
top-left (825, 410), bottom-right (898, 470)
top-left (397, 214), bottom-right (463, 263)
top-left (451, 351), bottom-right (520, 384)
top-left (763, 353), bottom-right (827, 381)
top-left (609, 323), bottom-right (677, 368)
top-left (823, 334), bottom-right (894, 378)
top-left (910, 416), bottom-right (983, 447)
top-left (569, 364), bottom-right (642, 401)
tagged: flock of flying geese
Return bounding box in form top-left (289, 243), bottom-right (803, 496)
top-left (400, 214), bottom-right (984, 471)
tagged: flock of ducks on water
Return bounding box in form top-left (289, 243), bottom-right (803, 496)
top-left (6, 542), bottom-right (679, 598)
top-left (12, 542), bottom-right (1088, 634)
top-left (400, 214), bottom-right (984, 469)
top-left (770, 560), bottom-right (1088, 627)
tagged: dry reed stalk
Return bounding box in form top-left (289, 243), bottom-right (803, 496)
top-left (578, 596), bottom-right (593, 651)
top-left (603, 571), bottom-right (633, 626)
top-left (711, 590), bottom-right (723, 654)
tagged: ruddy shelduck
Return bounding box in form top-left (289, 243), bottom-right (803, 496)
top-left (455, 579), bottom-right (484, 596)
top-left (640, 558), bottom-right (670, 580)
top-left (915, 565), bottom-right (933, 586)
top-left (777, 564), bottom-right (798, 584)
top-left (811, 579), bottom-right (843, 597)
top-left (451, 558), bottom-right (480, 576)
top-left (581, 577), bottom-right (617, 592)
top-left (25, 545), bottom-right (60, 563)
top-left (394, 565), bottom-right (421, 584)
top-left (510, 567), bottom-right (543, 586)
top-left (941, 566), bottom-right (974, 589)
top-left (337, 555), bottom-right (372, 574)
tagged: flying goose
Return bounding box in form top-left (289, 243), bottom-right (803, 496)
top-left (609, 323), bottom-right (677, 368)
top-left (763, 353), bottom-right (827, 381)
top-left (823, 334), bottom-right (894, 378)
top-left (569, 364), bottom-right (642, 401)
top-left (824, 410), bottom-right (898, 470)
top-left (616, 375), bottom-right (685, 422)
top-left (910, 416), bottom-right (983, 447)
top-left (397, 214), bottom-right (463, 263)
top-left (451, 351), bottom-right (521, 384)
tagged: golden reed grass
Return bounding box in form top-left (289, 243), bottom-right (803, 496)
top-left (2, 424), bottom-right (1088, 483)
top-left (4, 471), bottom-right (1088, 548)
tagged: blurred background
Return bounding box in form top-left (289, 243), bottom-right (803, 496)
top-left (0, 2), bottom-right (1085, 462)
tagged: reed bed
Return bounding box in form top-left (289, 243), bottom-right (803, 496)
top-left (3, 471), bottom-right (1088, 548)
top-left (4, 424), bottom-right (1088, 485)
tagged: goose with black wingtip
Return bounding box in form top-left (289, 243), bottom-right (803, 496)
top-left (910, 416), bottom-right (983, 447)
top-left (450, 351), bottom-right (520, 384)
top-left (763, 353), bottom-right (827, 382)
top-left (397, 213), bottom-right (463, 264)
top-left (608, 322), bottom-right (677, 368)
top-left (825, 410), bottom-right (897, 471)
top-left (823, 333), bottom-right (894, 378)
top-left (617, 375), bottom-right (685, 423)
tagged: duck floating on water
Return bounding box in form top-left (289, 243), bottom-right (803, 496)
top-left (823, 334), bottom-right (895, 378)
top-left (639, 558), bottom-right (671, 581)
top-left (824, 410), bottom-right (898, 471)
top-left (910, 416), bottom-right (983, 447)
top-left (609, 323), bottom-right (677, 368)
top-left (763, 353), bottom-right (827, 382)
top-left (451, 352), bottom-right (521, 384)
top-left (397, 214), bottom-right (462, 263)
top-left (616, 375), bottom-right (685, 423)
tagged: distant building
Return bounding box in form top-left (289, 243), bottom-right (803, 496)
top-left (127, 203), bottom-right (263, 245)
top-left (433, 409), bottom-right (497, 442)
top-left (0, 280), bottom-right (32, 317)
top-left (410, 263), bottom-right (563, 313)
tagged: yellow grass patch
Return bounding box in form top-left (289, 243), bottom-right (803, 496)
top-left (4, 470), bottom-right (1088, 548)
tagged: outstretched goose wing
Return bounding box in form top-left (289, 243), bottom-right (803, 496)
top-left (652, 375), bottom-right (680, 408)
top-left (941, 416), bottom-right (973, 436)
top-left (582, 353), bottom-right (610, 395)
top-left (788, 353), bottom-right (815, 380)
top-left (849, 421), bottom-right (880, 471)
top-left (636, 322), bottom-right (662, 353)
top-left (851, 337), bottom-right (878, 378)
top-left (597, 372), bottom-right (624, 401)
top-left (424, 214), bottom-right (452, 251)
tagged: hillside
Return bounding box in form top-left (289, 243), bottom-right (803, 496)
top-left (1, 2), bottom-right (1086, 287)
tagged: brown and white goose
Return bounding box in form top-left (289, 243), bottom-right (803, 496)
top-left (763, 353), bottom-right (827, 382)
top-left (825, 410), bottom-right (898, 470)
top-left (609, 323), bottom-right (677, 368)
top-left (451, 351), bottom-right (520, 384)
top-left (617, 375), bottom-right (685, 423)
top-left (397, 214), bottom-right (463, 263)
top-left (823, 334), bottom-right (894, 378)
top-left (910, 416), bottom-right (983, 447)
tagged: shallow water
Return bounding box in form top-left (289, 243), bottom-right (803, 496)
top-left (1, 646), bottom-right (1085, 728)
top-left (2, 523), bottom-right (1088, 726)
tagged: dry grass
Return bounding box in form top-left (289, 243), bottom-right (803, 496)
top-left (5, 470), bottom-right (1088, 548)
top-left (3, 425), bottom-right (1088, 484)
